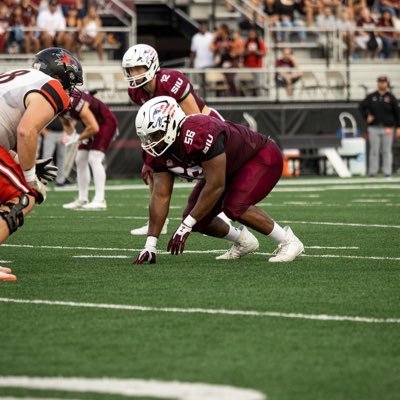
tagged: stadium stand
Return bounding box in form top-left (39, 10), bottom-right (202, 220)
top-left (0, 0), bottom-right (399, 104)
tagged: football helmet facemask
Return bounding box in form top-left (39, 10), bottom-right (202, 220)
top-left (122, 44), bottom-right (160, 88)
top-left (32, 47), bottom-right (83, 94)
top-left (135, 96), bottom-right (186, 157)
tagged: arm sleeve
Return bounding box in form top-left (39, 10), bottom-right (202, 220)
top-left (202, 133), bottom-right (226, 161)
top-left (39, 80), bottom-right (70, 114)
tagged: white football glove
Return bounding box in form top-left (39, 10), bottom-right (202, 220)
top-left (63, 132), bottom-right (81, 146)
top-left (133, 236), bottom-right (158, 265)
top-left (167, 215), bottom-right (197, 255)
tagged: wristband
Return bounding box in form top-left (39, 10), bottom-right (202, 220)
top-left (183, 215), bottom-right (197, 228)
top-left (145, 236), bottom-right (158, 248)
top-left (23, 166), bottom-right (36, 182)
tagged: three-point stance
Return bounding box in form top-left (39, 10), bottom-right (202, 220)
top-left (122, 43), bottom-right (230, 235)
top-left (133, 96), bottom-right (304, 265)
top-left (0, 47), bottom-right (83, 281)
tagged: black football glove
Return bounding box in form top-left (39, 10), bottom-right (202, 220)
top-left (36, 158), bottom-right (58, 184)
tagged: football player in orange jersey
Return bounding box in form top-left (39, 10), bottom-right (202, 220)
top-left (0, 47), bottom-right (83, 281)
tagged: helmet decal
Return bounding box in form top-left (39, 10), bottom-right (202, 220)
top-left (33, 47), bottom-right (83, 93)
top-left (135, 96), bottom-right (186, 157)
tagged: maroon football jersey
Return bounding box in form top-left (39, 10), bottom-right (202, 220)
top-left (128, 68), bottom-right (206, 110)
top-left (65, 90), bottom-right (117, 125)
top-left (145, 114), bottom-right (269, 180)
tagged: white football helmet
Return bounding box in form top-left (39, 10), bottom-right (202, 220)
top-left (122, 44), bottom-right (160, 88)
top-left (135, 96), bottom-right (186, 157)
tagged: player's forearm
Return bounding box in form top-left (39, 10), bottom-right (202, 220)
top-left (148, 195), bottom-right (170, 237)
top-left (191, 182), bottom-right (224, 222)
top-left (17, 129), bottom-right (37, 172)
top-left (80, 125), bottom-right (99, 140)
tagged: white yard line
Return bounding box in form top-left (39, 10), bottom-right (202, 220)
top-left (53, 179), bottom-right (400, 193)
top-left (72, 253), bottom-right (400, 261)
top-left (10, 216), bottom-right (400, 229)
top-left (0, 297), bottom-right (398, 324)
top-left (1, 244), bottom-right (361, 252)
top-left (0, 377), bottom-right (265, 400)
top-left (4, 243), bottom-right (400, 261)
top-left (280, 220), bottom-right (400, 229)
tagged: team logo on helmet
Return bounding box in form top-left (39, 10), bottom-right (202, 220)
top-left (55, 50), bottom-right (79, 72)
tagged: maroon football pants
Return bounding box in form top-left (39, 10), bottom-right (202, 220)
top-left (183, 139), bottom-right (283, 230)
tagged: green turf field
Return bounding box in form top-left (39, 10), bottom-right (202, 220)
top-left (1, 176), bottom-right (399, 400)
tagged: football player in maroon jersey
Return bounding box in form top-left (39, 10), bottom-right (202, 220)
top-left (133, 96), bottom-right (304, 264)
top-left (122, 43), bottom-right (229, 236)
top-left (61, 89), bottom-right (119, 210)
top-left (0, 47), bottom-right (83, 281)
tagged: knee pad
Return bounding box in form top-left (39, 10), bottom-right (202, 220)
top-left (0, 194), bottom-right (29, 235)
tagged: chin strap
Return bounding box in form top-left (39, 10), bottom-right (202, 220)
top-left (0, 194), bottom-right (29, 235)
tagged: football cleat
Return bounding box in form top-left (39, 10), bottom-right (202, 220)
top-left (0, 271), bottom-right (16, 281)
top-left (63, 199), bottom-right (88, 209)
top-left (0, 266), bottom-right (12, 274)
top-left (268, 226), bottom-right (304, 262)
top-left (130, 218), bottom-right (169, 235)
top-left (216, 225), bottom-right (259, 260)
top-left (81, 200), bottom-right (107, 210)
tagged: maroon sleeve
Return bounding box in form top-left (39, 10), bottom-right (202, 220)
top-left (157, 70), bottom-right (191, 102)
top-left (180, 115), bottom-right (225, 158)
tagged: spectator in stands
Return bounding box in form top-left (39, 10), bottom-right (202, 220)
top-left (378, 0), bottom-right (400, 17)
top-left (211, 24), bottom-right (242, 96)
top-left (63, 4), bottom-right (82, 55)
top-left (62, 89), bottom-right (119, 210)
top-left (58, 0), bottom-right (78, 17)
top-left (0, 3), bottom-right (9, 53)
top-left (40, 117), bottom-right (66, 186)
top-left (243, 28), bottom-right (267, 95)
top-left (189, 20), bottom-right (214, 68)
top-left (321, 0), bottom-right (341, 15)
top-left (336, 6), bottom-right (356, 58)
top-left (79, 5), bottom-right (105, 60)
top-left (304, 0), bottom-right (323, 26)
top-left (239, 0), bottom-right (265, 30)
top-left (276, 0), bottom-right (306, 42)
top-left (263, 0), bottom-right (281, 41)
top-left (377, 9), bottom-right (399, 58)
top-left (275, 47), bottom-right (302, 98)
top-left (20, 0), bottom-right (40, 54)
top-left (315, 6), bottom-right (338, 54)
top-left (359, 76), bottom-right (400, 178)
top-left (348, 0), bottom-right (367, 20)
top-left (36, 0), bottom-right (67, 49)
top-left (7, 5), bottom-right (25, 54)
top-left (355, 6), bottom-right (382, 58)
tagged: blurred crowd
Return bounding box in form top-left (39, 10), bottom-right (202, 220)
top-left (0, 0), bottom-right (116, 59)
top-left (188, 0), bottom-right (400, 97)
top-left (218, 0), bottom-right (400, 59)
